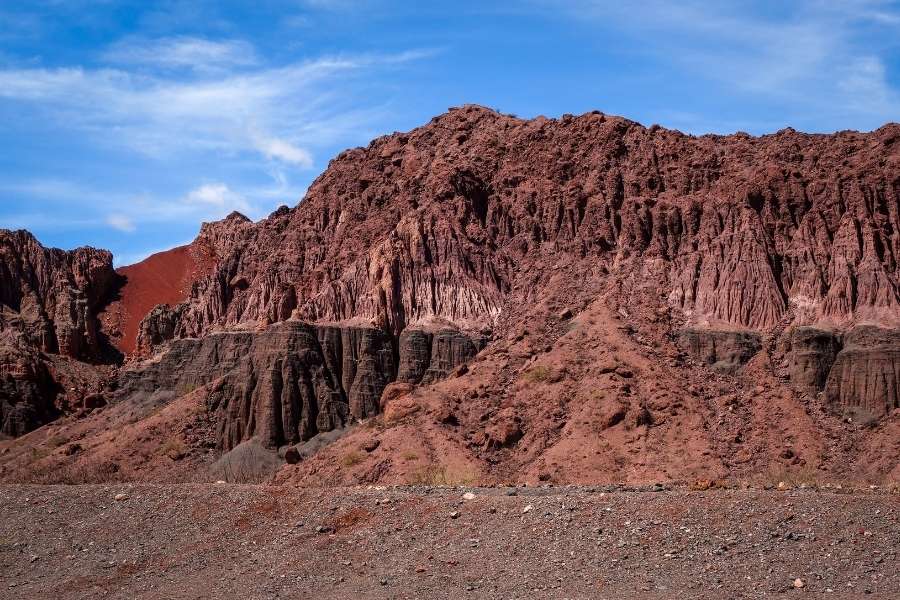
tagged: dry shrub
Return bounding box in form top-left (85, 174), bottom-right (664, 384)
top-left (157, 437), bottom-right (187, 460)
top-left (406, 463), bottom-right (477, 486)
top-left (341, 450), bottom-right (365, 467)
top-left (17, 459), bottom-right (133, 484)
top-left (524, 365), bottom-right (553, 383)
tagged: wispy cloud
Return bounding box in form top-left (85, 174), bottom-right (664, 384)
top-left (184, 183), bottom-right (250, 212)
top-left (0, 40), bottom-right (425, 166)
top-left (106, 214), bottom-right (136, 233)
top-left (103, 36), bottom-right (259, 72)
top-left (0, 175), bottom-right (295, 234)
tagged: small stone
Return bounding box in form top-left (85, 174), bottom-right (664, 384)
top-left (506, 489), bottom-right (518, 496)
top-left (522, 504), bottom-right (533, 514)
top-left (361, 439), bottom-right (381, 453)
top-left (462, 492), bottom-right (476, 500)
top-left (114, 493), bottom-right (128, 501)
top-left (449, 511), bottom-right (460, 519)
top-left (793, 578), bottom-right (805, 589)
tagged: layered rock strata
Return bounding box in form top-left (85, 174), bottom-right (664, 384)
top-left (115, 321), bottom-right (479, 450)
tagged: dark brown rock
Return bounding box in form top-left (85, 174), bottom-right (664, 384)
top-left (677, 328), bottom-right (762, 373)
top-left (787, 327), bottom-right (841, 395)
top-left (0, 330), bottom-right (59, 436)
top-left (824, 326), bottom-right (899, 418)
top-left (284, 447), bottom-right (301, 464)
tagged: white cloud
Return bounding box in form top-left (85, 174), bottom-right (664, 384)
top-left (0, 41), bottom-right (425, 166)
top-left (106, 214), bottom-right (136, 232)
top-left (185, 183), bottom-right (250, 211)
top-left (104, 36), bottom-right (259, 72)
top-left (250, 133), bottom-right (314, 167)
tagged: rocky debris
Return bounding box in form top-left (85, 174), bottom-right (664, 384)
top-left (825, 326), bottom-right (900, 417)
top-left (1, 485), bottom-right (898, 599)
top-left (677, 328), bottom-right (762, 373)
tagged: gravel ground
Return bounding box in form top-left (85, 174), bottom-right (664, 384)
top-left (0, 484), bottom-right (897, 599)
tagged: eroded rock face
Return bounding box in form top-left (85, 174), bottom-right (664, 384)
top-left (397, 328), bottom-right (486, 385)
top-left (0, 230), bottom-right (117, 361)
top-left (787, 327), bottom-right (841, 395)
top-left (677, 328), bottom-right (762, 373)
top-left (116, 321), bottom-right (478, 450)
top-left (0, 330), bottom-right (59, 436)
top-left (135, 107), bottom-right (899, 360)
top-left (824, 326), bottom-right (900, 417)
top-left (0, 230), bottom-right (118, 436)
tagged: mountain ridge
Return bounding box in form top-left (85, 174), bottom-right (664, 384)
top-left (1, 105), bottom-right (898, 486)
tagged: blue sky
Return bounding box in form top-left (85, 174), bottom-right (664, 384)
top-left (1, 1), bottom-right (898, 265)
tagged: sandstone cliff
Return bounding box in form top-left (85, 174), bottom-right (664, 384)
top-left (1, 106), bottom-right (898, 486)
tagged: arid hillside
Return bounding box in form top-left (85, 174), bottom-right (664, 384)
top-left (1, 105), bottom-right (898, 486)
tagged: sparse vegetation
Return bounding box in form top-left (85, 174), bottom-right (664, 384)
top-left (524, 365), bottom-right (553, 383)
top-left (341, 450), bottom-right (365, 467)
top-left (158, 437), bottom-right (188, 460)
top-left (405, 463), bottom-right (477, 486)
top-left (400, 450), bottom-right (419, 461)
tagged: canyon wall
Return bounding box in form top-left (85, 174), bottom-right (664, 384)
top-left (115, 321), bottom-right (480, 450)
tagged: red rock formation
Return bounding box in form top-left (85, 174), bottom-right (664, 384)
top-left (100, 241), bottom-right (216, 355)
top-left (0, 229), bottom-right (116, 361)
top-left (2, 106), bottom-right (898, 484)
top-left (137, 107), bottom-right (898, 358)
top-left (0, 230), bottom-right (119, 435)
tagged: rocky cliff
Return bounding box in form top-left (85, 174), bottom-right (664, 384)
top-left (0, 230), bottom-right (118, 435)
top-left (136, 106), bottom-right (899, 417)
top-left (1, 106), bottom-right (898, 486)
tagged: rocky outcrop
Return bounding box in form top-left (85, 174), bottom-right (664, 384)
top-left (787, 327), bottom-right (842, 395)
top-left (0, 329), bottom-right (59, 436)
top-left (0, 229), bottom-right (117, 361)
top-left (134, 108), bottom-right (899, 359)
top-left (397, 328), bottom-right (486, 384)
top-left (0, 230), bottom-right (118, 436)
top-left (116, 321), bottom-right (479, 450)
top-left (677, 328), bottom-right (762, 373)
top-left (824, 326), bottom-right (900, 417)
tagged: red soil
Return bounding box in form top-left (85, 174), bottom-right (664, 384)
top-left (101, 244), bottom-right (213, 355)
